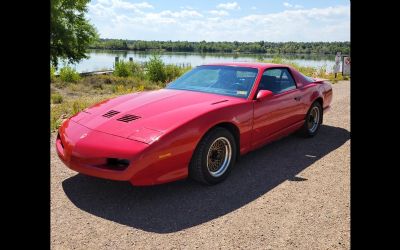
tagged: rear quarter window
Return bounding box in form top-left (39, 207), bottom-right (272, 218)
top-left (300, 72), bottom-right (316, 83)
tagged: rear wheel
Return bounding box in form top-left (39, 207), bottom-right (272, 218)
top-left (189, 127), bottom-right (237, 185)
top-left (300, 101), bottom-right (323, 137)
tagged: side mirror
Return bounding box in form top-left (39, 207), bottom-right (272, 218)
top-left (256, 90), bottom-right (273, 101)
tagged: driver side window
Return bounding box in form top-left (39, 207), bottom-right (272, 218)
top-left (258, 68), bottom-right (296, 94)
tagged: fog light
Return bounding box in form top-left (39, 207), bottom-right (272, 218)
top-left (106, 158), bottom-right (130, 170)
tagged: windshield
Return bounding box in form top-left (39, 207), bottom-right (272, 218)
top-left (166, 65), bottom-right (259, 98)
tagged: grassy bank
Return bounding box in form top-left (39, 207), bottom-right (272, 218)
top-left (51, 76), bottom-right (161, 131)
top-left (51, 56), bottom-right (348, 132)
top-left (259, 57), bottom-right (349, 82)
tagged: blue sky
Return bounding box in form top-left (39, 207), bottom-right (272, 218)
top-left (87, 0), bottom-right (350, 42)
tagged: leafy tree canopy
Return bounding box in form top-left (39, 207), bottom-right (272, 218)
top-left (50, 0), bottom-right (98, 67)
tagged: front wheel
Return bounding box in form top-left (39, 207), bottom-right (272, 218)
top-left (189, 127), bottom-right (237, 185)
top-left (300, 101), bottom-right (323, 137)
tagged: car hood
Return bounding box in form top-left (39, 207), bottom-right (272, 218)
top-left (71, 89), bottom-right (242, 143)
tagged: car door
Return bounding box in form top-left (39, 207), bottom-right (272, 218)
top-left (252, 67), bottom-right (304, 147)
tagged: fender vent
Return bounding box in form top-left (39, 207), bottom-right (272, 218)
top-left (117, 114), bottom-right (141, 123)
top-left (103, 110), bottom-right (120, 118)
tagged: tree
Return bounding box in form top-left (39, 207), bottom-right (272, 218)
top-left (50, 0), bottom-right (98, 68)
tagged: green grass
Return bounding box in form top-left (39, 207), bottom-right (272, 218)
top-left (50, 73), bottom-right (165, 131)
top-left (51, 94), bottom-right (117, 131)
top-left (51, 92), bottom-right (63, 104)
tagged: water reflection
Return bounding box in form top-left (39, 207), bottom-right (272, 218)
top-left (60, 49), bottom-right (336, 73)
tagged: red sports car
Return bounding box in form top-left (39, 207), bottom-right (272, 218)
top-left (56, 62), bottom-right (332, 186)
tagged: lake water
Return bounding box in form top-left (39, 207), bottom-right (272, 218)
top-left (59, 50), bottom-right (337, 73)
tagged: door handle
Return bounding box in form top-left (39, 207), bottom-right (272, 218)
top-left (294, 96), bottom-right (301, 101)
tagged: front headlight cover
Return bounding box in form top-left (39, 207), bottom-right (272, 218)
top-left (128, 127), bottom-right (164, 144)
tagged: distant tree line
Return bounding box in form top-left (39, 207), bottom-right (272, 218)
top-left (90, 39), bottom-right (350, 54)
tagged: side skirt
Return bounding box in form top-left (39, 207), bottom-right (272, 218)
top-left (248, 120), bottom-right (305, 153)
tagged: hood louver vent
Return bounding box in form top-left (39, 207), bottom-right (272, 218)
top-left (103, 110), bottom-right (120, 118)
top-left (211, 100), bottom-right (228, 105)
top-left (117, 114), bottom-right (141, 123)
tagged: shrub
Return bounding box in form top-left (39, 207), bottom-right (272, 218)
top-left (164, 64), bottom-right (183, 82)
top-left (113, 60), bottom-right (132, 77)
top-left (147, 55), bottom-right (166, 83)
top-left (50, 65), bottom-right (56, 82)
top-left (113, 60), bottom-right (144, 78)
top-left (59, 66), bottom-right (80, 83)
top-left (51, 93), bottom-right (63, 104)
top-left (129, 61), bottom-right (145, 78)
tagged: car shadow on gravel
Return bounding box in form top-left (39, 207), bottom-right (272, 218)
top-left (62, 125), bottom-right (349, 234)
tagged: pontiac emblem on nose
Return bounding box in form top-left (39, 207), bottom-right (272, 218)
top-left (80, 133), bottom-right (88, 139)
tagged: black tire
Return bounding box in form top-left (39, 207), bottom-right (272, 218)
top-left (189, 127), bottom-right (237, 185)
top-left (300, 101), bottom-right (323, 137)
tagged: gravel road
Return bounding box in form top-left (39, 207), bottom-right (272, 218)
top-left (51, 80), bottom-right (350, 249)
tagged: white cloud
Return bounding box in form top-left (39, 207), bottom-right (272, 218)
top-left (180, 6), bottom-right (194, 10)
top-left (159, 10), bottom-right (203, 18)
top-left (108, 0), bottom-right (154, 10)
top-left (97, 0), bottom-right (111, 4)
top-left (88, 3), bottom-right (350, 42)
top-left (131, 1), bottom-right (153, 9)
top-left (283, 2), bottom-right (303, 9)
top-left (88, 2), bottom-right (115, 17)
top-left (208, 10), bottom-right (229, 16)
top-left (89, 0), bottom-right (153, 18)
top-left (217, 2), bottom-right (240, 10)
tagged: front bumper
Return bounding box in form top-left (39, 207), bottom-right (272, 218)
top-left (56, 119), bottom-right (149, 181)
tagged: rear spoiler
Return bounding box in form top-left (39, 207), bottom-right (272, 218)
top-left (312, 78), bottom-right (328, 84)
